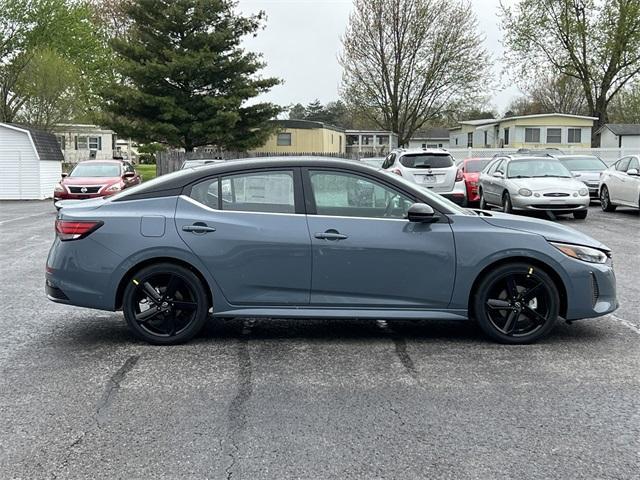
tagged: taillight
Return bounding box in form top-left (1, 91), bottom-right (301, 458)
top-left (55, 220), bottom-right (103, 241)
top-left (390, 168), bottom-right (403, 176)
top-left (455, 169), bottom-right (464, 182)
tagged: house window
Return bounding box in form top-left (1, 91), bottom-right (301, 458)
top-left (346, 135), bottom-right (359, 146)
top-left (467, 132), bottom-right (473, 147)
top-left (89, 137), bottom-right (102, 150)
top-left (361, 135), bottom-right (373, 145)
top-left (76, 136), bottom-right (101, 150)
top-left (484, 131), bottom-right (488, 146)
top-left (525, 128), bottom-right (541, 143)
top-left (427, 144), bottom-right (438, 148)
top-left (56, 136), bottom-right (65, 150)
top-left (455, 138), bottom-right (458, 146)
top-left (504, 128), bottom-right (510, 145)
top-left (422, 143), bottom-right (427, 148)
top-left (547, 128), bottom-right (562, 144)
top-left (276, 133), bottom-right (292, 146)
top-left (568, 128), bottom-right (582, 143)
top-left (377, 136), bottom-right (386, 145)
top-left (76, 136), bottom-right (87, 150)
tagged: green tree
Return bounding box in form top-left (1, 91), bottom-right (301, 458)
top-left (609, 81), bottom-right (640, 123)
top-left (501, 0), bottom-right (640, 144)
top-left (288, 103), bottom-right (307, 120)
top-left (100, 0), bottom-right (282, 151)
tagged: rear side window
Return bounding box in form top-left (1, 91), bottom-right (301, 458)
top-left (221, 171), bottom-right (295, 214)
top-left (190, 178), bottom-right (219, 209)
top-left (399, 154), bottom-right (453, 169)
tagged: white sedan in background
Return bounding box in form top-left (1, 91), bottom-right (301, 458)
top-left (599, 156), bottom-right (640, 211)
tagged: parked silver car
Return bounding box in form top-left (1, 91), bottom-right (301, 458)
top-left (479, 155), bottom-right (590, 219)
top-left (556, 155), bottom-right (607, 200)
top-left (599, 156), bottom-right (640, 211)
top-left (381, 148), bottom-right (467, 205)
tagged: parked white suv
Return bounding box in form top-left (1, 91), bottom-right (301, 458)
top-left (381, 148), bottom-right (467, 205)
top-left (599, 156), bottom-right (640, 211)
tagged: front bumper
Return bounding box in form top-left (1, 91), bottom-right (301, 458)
top-left (565, 260), bottom-right (617, 320)
top-left (511, 194), bottom-right (590, 212)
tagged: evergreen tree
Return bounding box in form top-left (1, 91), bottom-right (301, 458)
top-left (101, 0), bottom-right (282, 151)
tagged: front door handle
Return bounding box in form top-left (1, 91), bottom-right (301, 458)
top-left (315, 230), bottom-right (348, 240)
top-left (182, 223), bottom-right (216, 234)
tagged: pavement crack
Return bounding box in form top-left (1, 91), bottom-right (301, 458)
top-left (224, 320), bottom-right (253, 480)
top-left (96, 354), bottom-right (140, 427)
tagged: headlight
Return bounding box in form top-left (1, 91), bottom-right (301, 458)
top-left (518, 188), bottom-right (532, 197)
top-left (54, 184), bottom-right (64, 193)
top-left (550, 242), bottom-right (609, 264)
top-left (106, 183), bottom-right (122, 192)
top-left (578, 188), bottom-right (588, 196)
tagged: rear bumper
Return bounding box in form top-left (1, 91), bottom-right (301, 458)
top-left (438, 181), bottom-right (468, 205)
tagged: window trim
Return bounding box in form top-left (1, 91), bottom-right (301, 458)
top-left (524, 127), bottom-right (541, 143)
top-left (546, 128), bottom-right (562, 144)
top-left (567, 128), bottom-right (582, 144)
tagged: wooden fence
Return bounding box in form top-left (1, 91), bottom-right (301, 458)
top-left (156, 150), bottom-right (379, 176)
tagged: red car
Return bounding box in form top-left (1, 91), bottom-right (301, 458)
top-left (459, 157), bottom-right (492, 203)
top-left (54, 160), bottom-right (142, 205)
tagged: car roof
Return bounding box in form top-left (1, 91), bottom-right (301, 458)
top-left (76, 160), bottom-right (123, 164)
top-left (553, 154), bottom-right (602, 160)
top-left (395, 148), bottom-right (450, 155)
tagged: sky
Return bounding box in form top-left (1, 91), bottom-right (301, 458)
top-left (237, 0), bottom-right (521, 115)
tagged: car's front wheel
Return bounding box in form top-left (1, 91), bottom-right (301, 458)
top-left (123, 263), bottom-right (209, 345)
top-left (600, 185), bottom-right (616, 212)
top-left (502, 191), bottom-right (513, 214)
top-left (473, 263), bottom-right (560, 344)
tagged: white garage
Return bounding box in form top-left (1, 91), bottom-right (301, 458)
top-left (0, 123), bottom-right (63, 200)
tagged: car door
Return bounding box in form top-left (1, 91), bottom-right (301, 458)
top-left (303, 168), bottom-right (455, 308)
top-left (175, 168), bottom-right (312, 305)
top-left (610, 157), bottom-right (630, 202)
top-left (485, 159), bottom-right (504, 205)
top-left (621, 157), bottom-right (640, 205)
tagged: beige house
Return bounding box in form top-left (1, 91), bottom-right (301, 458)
top-left (254, 120), bottom-right (346, 154)
top-left (449, 114), bottom-right (597, 149)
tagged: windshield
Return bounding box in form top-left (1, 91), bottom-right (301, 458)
top-left (507, 159), bottom-right (572, 178)
top-left (465, 159), bottom-right (491, 173)
top-left (400, 154), bottom-right (453, 169)
top-left (559, 156), bottom-right (606, 172)
top-left (70, 163), bottom-right (121, 178)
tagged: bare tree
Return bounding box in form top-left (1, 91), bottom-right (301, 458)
top-left (501, 0), bottom-right (640, 145)
top-left (339, 0), bottom-right (490, 145)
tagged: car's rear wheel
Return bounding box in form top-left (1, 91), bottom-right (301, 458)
top-left (123, 263), bottom-right (209, 345)
top-left (502, 191), bottom-right (513, 214)
top-left (473, 263), bottom-right (559, 344)
top-left (573, 210), bottom-right (588, 219)
top-left (479, 190), bottom-right (489, 210)
top-left (600, 185), bottom-right (616, 212)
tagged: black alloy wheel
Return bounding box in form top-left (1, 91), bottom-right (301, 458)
top-left (123, 263), bottom-right (209, 345)
top-left (474, 263), bottom-right (559, 344)
top-left (600, 186), bottom-right (616, 212)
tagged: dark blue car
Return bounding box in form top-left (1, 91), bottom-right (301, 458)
top-left (46, 158), bottom-right (617, 345)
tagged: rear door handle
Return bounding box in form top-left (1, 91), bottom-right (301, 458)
top-left (182, 223), bottom-right (216, 234)
top-left (314, 231), bottom-right (348, 240)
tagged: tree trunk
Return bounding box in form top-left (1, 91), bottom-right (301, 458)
top-left (591, 96), bottom-right (609, 147)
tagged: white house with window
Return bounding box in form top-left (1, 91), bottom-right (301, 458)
top-left (54, 123), bottom-right (117, 163)
top-left (407, 128), bottom-right (450, 149)
top-left (345, 129), bottom-right (399, 155)
top-left (597, 124), bottom-right (640, 148)
top-left (449, 114), bottom-right (596, 149)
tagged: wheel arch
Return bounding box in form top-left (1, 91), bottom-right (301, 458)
top-left (115, 257), bottom-right (213, 310)
top-left (467, 256), bottom-right (568, 320)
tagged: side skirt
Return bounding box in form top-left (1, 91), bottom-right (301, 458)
top-left (212, 307), bottom-right (469, 321)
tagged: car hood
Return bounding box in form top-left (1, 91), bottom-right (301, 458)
top-left (478, 211), bottom-right (609, 251)
top-left (61, 176), bottom-right (121, 186)
top-left (508, 177), bottom-right (585, 191)
top-left (571, 171), bottom-right (602, 182)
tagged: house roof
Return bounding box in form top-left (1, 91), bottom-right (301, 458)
top-left (499, 113), bottom-right (598, 122)
top-left (276, 119), bottom-right (345, 133)
top-left (599, 124), bottom-right (640, 136)
top-left (411, 128), bottom-right (450, 140)
top-left (1, 123), bottom-right (64, 162)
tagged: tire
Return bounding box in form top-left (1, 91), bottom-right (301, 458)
top-left (573, 210), bottom-right (588, 219)
top-left (479, 190), bottom-right (489, 210)
top-left (472, 262), bottom-right (560, 344)
top-left (600, 185), bottom-right (616, 212)
top-left (502, 191), bottom-right (513, 214)
top-left (122, 263), bottom-right (209, 345)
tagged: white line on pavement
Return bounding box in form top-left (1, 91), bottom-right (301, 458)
top-left (610, 314), bottom-right (640, 335)
top-left (0, 212), bottom-right (51, 226)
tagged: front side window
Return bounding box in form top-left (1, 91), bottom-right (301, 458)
top-left (221, 171), bottom-right (295, 213)
top-left (568, 128), bottom-right (582, 143)
top-left (616, 157), bottom-right (631, 172)
top-left (628, 157), bottom-right (639, 171)
top-left (309, 171), bottom-right (413, 219)
top-left (525, 128), bottom-right (541, 143)
top-left (546, 128), bottom-right (561, 143)
top-left (276, 133), bottom-right (292, 146)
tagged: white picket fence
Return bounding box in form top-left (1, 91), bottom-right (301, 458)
top-left (445, 147), bottom-right (634, 166)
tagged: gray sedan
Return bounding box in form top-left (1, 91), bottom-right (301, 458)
top-left (46, 158), bottom-right (617, 345)
top-left (556, 154), bottom-right (608, 200)
top-left (479, 156), bottom-right (590, 219)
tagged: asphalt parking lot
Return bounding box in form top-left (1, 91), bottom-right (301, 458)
top-left (0, 201), bottom-right (638, 479)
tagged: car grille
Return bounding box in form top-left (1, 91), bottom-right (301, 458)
top-left (68, 186), bottom-right (102, 194)
top-left (543, 193), bottom-right (570, 197)
top-left (530, 204), bottom-right (582, 209)
top-left (590, 272), bottom-right (600, 307)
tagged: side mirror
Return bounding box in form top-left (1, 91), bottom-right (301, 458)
top-left (124, 171), bottom-right (135, 178)
top-left (627, 168), bottom-right (639, 176)
top-left (61, 172), bottom-right (68, 178)
top-left (493, 171), bottom-right (504, 178)
top-left (407, 203), bottom-right (438, 223)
